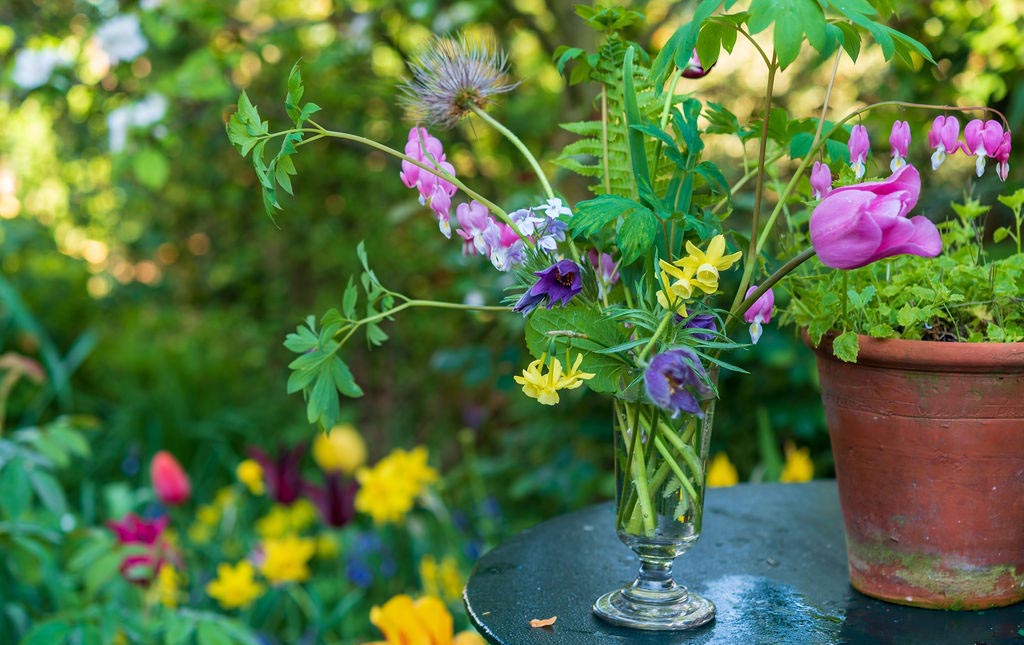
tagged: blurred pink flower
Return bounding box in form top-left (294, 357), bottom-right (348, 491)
top-left (150, 451), bottom-right (191, 506)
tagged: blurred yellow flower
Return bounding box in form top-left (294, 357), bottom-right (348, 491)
top-left (260, 535), bottom-right (316, 584)
top-left (153, 563), bottom-right (182, 608)
top-left (368, 594), bottom-right (485, 645)
top-left (420, 555), bottom-right (464, 603)
top-left (236, 458), bottom-right (265, 495)
top-left (355, 446), bottom-right (438, 525)
top-left (312, 423), bottom-right (367, 475)
top-left (706, 453), bottom-right (739, 488)
top-left (197, 503), bottom-right (220, 527)
top-left (206, 560), bottom-right (265, 610)
top-left (780, 443), bottom-right (814, 483)
top-left (189, 523), bottom-right (212, 544)
top-left (255, 499), bottom-right (319, 539)
top-left (315, 532), bottom-right (340, 560)
top-left (214, 486), bottom-right (238, 508)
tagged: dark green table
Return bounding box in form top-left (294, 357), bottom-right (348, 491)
top-left (464, 481), bottom-right (1024, 644)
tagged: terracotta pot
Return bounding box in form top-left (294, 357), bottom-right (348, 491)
top-left (808, 333), bottom-right (1024, 609)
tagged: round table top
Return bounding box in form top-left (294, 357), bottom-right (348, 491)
top-left (463, 481), bottom-right (1024, 644)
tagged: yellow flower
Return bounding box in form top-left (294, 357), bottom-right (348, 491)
top-left (236, 459), bottom-right (265, 495)
top-left (288, 498), bottom-right (318, 532)
top-left (355, 446), bottom-right (439, 525)
top-left (206, 560), bottom-right (265, 610)
top-left (420, 555), bottom-right (464, 603)
top-left (189, 523), bottom-right (213, 544)
top-left (255, 500), bottom-right (318, 539)
top-left (260, 535), bottom-right (316, 584)
top-left (780, 443), bottom-right (814, 483)
top-left (673, 235), bottom-right (743, 295)
top-left (215, 486), bottom-right (238, 508)
top-left (514, 352), bottom-right (594, 406)
top-left (153, 563), bottom-right (182, 608)
top-left (197, 503), bottom-right (220, 527)
top-left (655, 260), bottom-right (694, 316)
top-left (368, 594), bottom-right (485, 645)
top-left (706, 453), bottom-right (739, 488)
top-left (312, 423), bottom-right (368, 475)
top-left (315, 532), bottom-right (340, 560)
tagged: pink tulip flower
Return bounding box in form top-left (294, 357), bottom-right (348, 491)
top-left (889, 120), bottom-right (911, 173)
top-left (809, 164), bottom-right (941, 270)
top-left (742, 285), bottom-right (774, 344)
top-left (150, 451), bottom-right (191, 506)
top-left (848, 125), bottom-right (870, 180)
top-left (928, 115), bottom-right (960, 170)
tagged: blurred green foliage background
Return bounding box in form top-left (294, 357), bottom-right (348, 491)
top-left (0, 0), bottom-right (1020, 620)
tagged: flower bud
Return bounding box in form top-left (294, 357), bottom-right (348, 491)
top-left (150, 451), bottom-right (191, 506)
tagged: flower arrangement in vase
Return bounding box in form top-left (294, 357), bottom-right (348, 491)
top-left (227, 0), bottom-right (1012, 629)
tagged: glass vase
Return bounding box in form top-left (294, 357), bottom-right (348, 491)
top-left (593, 397), bottom-right (716, 630)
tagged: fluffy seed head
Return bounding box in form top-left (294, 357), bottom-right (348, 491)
top-left (400, 35), bottom-right (517, 128)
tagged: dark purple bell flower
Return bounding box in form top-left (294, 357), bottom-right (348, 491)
top-left (248, 444), bottom-right (306, 504)
top-left (513, 259), bottom-right (582, 315)
top-left (684, 315), bottom-right (716, 344)
top-left (644, 348), bottom-right (714, 417)
top-left (303, 473), bottom-right (358, 528)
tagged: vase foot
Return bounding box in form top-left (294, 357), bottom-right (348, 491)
top-left (593, 587), bottom-right (715, 630)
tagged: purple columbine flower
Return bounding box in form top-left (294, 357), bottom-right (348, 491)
top-left (513, 259), bottom-right (582, 315)
top-left (644, 348), bottom-right (713, 418)
top-left (928, 115), bottom-right (960, 170)
top-left (810, 161), bottom-right (832, 200)
top-left (848, 125), bottom-right (870, 180)
top-left (743, 286), bottom-right (775, 345)
top-left (889, 120), bottom-right (911, 173)
top-left (962, 118), bottom-right (1005, 177)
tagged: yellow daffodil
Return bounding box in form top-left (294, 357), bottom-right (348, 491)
top-left (514, 352), bottom-right (594, 406)
top-left (236, 459), bottom-right (265, 495)
top-left (355, 447), bottom-right (439, 525)
top-left (260, 535), bottom-right (316, 584)
top-left (312, 423), bottom-right (368, 475)
top-left (780, 443), bottom-right (814, 483)
top-left (206, 560), bottom-right (265, 610)
top-left (420, 555), bottom-right (465, 603)
top-left (368, 594), bottom-right (485, 645)
top-left (706, 453), bottom-right (739, 488)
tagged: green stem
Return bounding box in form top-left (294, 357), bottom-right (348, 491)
top-left (728, 247), bottom-right (817, 328)
top-left (336, 299), bottom-right (510, 346)
top-left (654, 437), bottom-right (699, 505)
top-left (469, 104), bottom-right (555, 200)
top-left (637, 311), bottom-right (675, 366)
top-left (657, 421), bottom-right (703, 484)
top-left (731, 50), bottom-right (778, 317)
top-left (601, 87), bottom-right (612, 195)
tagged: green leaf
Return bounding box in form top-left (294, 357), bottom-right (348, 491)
top-left (832, 331), bottom-right (860, 362)
top-left (283, 325), bottom-right (318, 353)
top-left (0, 456), bottom-right (31, 519)
top-left (622, 47), bottom-right (656, 207)
top-left (28, 469), bottom-right (66, 515)
top-left (20, 622), bottom-right (70, 645)
top-left (329, 357), bottom-right (363, 398)
top-left (196, 621), bottom-right (233, 645)
top-left (617, 208), bottom-right (659, 265)
top-left (748, 0), bottom-right (827, 68)
top-left (571, 195), bottom-right (655, 238)
top-left (524, 307), bottom-right (630, 394)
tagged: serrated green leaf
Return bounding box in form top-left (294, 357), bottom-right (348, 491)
top-left (617, 208), bottom-right (659, 265)
top-left (571, 195), bottom-right (653, 238)
top-left (896, 303), bottom-right (920, 328)
top-left (832, 331), bottom-right (860, 362)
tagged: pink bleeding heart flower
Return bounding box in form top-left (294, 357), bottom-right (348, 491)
top-left (848, 125), bottom-right (870, 180)
top-left (400, 127), bottom-right (457, 236)
top-left (810, 161), bottom-right (832, 200)
top-left (742, 286), bottom-right (775, 344)
top-left (681, 49), bottom-right (714, 79)
top-left (456, 200), bottom-right (494, 256)
top-left (994, 131), bottom-right (1012, 182)
top-left (889, 120), bottom-right (911, 173)
top-left (962, 119), bottom-right (1005, 177)
top-left (809, 164), bottom-right (941, 270)
top-left (928, 115), bottom-right (961, 170)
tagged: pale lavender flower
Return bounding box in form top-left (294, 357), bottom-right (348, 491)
top-left (509, 208), bottom-right (545, 237)
top-left (482, 221), bottom-right (524, 271)
top-left (535, 218), bottom-right (568, 254)
top-left (644, 348), bottom-right (713, 418)
top-left (889, 120), bottom-right (911, 173)
top-left (399, 36), bottom-right (516, 128)
top-left (536, 197), bottom-right (572, 220)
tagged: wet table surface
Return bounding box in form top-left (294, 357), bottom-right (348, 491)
top-left (463, 481), bottom-right (1024, 644)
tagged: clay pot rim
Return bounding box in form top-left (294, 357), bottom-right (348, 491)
top-left (803, 330), bottom-right (1024, 373)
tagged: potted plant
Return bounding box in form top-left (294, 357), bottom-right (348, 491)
top-left (783, 132), bottom-right (1024, 609)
